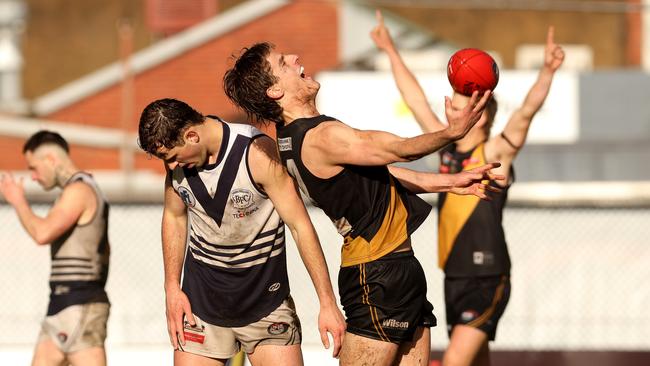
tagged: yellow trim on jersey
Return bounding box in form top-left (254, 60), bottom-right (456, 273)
top-left (341, 177), bottom-right (409, 267)
top-left (438, 143), bottom-right (487, 269)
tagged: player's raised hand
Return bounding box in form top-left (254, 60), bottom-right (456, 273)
top-left (449, 162), bottom-right (506, 200)
top-left (318, 302), bottom-right (346, 358)
top-left (444, 90), bottom-right (492, 139)
top-left (0, 172), bottom-right (26, 206)
top-left (165, 286), bottom-right (196, 349)
top-left (370, 10), bottom-right (395, 52)
top-left (545, 26), bottom-right (565, 71)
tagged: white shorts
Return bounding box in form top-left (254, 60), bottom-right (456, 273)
top-left (38, 302), bottom-right (110, 353)
top-left (178, 296), bottom-right (302, 359)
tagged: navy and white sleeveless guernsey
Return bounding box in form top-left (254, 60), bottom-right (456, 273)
top-left (171, 118), bottom-right (289, 327)
top-left (48, 172), bottom-right (110, 316)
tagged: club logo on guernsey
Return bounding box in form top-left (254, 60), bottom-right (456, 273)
top-left (277, 137), bottom-right (292, 152)
top-left (178, 186), bottom-right (196, 207)
top-left (231, 189), bottom-right (254, 209)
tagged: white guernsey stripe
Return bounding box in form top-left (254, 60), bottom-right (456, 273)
top-left (190, 246), bottom-right (286, 269)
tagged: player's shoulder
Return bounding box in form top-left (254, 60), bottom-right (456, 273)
top-left (61, 179), bottom-right (97, 202)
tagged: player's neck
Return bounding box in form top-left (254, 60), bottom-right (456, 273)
top-left (54, 161), bottom-right (80, 188)
top-left (281, 100), bottom-right (320, 125)
top-left (203, 120), bottom-right (224, 163)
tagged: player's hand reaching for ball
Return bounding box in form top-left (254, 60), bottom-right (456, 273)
top-left (370, 10), bottom-right (395, 52)
top-left (444, 90), bottom-right (492, 140)
top-left (544, 26), bottom-right (565, 72)
top-left (165, 285), bottom-right (196, 350)
top-left (449, 162), bottom-right (506, 200)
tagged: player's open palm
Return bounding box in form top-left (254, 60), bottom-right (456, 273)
top-left (545, 26), bottom-right (565, 71)
top-left (165, 286), bottom-right (195, 349)
top-left (0, 172), bottom-right (25, 206)
top-left (445, 90), bottom-right (492, 139)
top-left (370, 10), bottom-right (395, 52)
top-left (318, 304), bottom-right (346, 358)
top-left (450, 162), bottom-right (506, 200)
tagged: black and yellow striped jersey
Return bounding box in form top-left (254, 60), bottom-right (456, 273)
top-left (438, 142), bottom-right (511, 277)
top-left (277, 115), bottom-right (431, 267)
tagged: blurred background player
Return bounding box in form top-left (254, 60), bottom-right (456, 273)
top-left (0, 130), bottom-right (110, 366)
top-left (137, 98), bottom-right (345, 366)
top-left (223, 42), bottom-right (506, 366)
top-left (371, 10), bottom-right (565, 366)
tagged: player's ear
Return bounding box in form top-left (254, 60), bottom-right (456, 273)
top-left (184, 129), bottom-right (200, 144)
top-left (266, 84), bottom-right (284, 100)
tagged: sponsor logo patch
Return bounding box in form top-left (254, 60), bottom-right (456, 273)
top-left (473, 251), bottom-right (494, 265)
top-left (232, 206), bottom-right (259, 219)
top-left (461, 310), bottom-right (479, 322)
top-left (54, 285), bottom-right (70, 295)
top-left (267, 322), bottom-right (289, 335)
top-left (183, 320), bottom-right (205, 344)
top-left (268, 282), bottom-right (281, 292)
top-left (382, 318), bottom-right (409, 329)
top-left (178, 186), bottom-right (196, 207)
top-left (231, 189), bottom-right (254, 209)
top-left (277, 137), bottom-right (292, 152)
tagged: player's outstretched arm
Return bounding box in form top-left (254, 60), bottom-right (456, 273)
top-left (388, 163), bottom-right (505, 200)
top-left (250, 136), bottom-right (345, 358)
top-left (0, 172), bottom-right (91, 245)
top-left (370, 10), bottom-right (446, 133)
top-left (496, 26), bottom-right (565, 158)
top-left (310, 95), bottom-right (489, 167)
top-left (161, 171), bottom-right (195, 350)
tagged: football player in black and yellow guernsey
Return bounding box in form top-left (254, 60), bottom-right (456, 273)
top-left (372, 11), bottom-right (565, 366)
top-left (224, 42), bottom-right (503, 366)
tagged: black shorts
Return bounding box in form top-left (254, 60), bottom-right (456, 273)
top-left (444, 275), bottom-right (510, 341)
top-left (338, 251), bottom-right (436, 344)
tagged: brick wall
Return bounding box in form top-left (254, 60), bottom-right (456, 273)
top-left (32, 1), bottom-right (338, 173)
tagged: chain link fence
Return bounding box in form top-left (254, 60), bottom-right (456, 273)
top-left (1, 201), bottom-right (649, 351)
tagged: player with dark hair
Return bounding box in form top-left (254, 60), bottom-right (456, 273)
top-left (138, 98), bottom-right (345, 366)
top-left (223, 41), bottom-right (503, 365)
top-left (371, 10), bottom-right (565, 366)
top-left (0, 130), bottom-right (110, 366)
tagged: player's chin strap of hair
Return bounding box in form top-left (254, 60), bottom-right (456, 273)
top-left (500, 132), bottom-right (521, 150)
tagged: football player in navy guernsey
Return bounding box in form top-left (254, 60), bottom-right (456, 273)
top-left (1, 131), bottom-right (110, 366)
top-left (372, 12), bottom-right (565, 366)
top-left (137, 98), bottom-right (345, 366)
top-left (223, 42), bottom-right (503, 366)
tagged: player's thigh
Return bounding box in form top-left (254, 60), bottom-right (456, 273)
top-left (67, 346), bottom-right (106, 366)
top-left (339, 331), bottom-right (399, 366)
top-left (247, 343), bottom-right (302, 366)
top-left (394, 326), bottom-right (430, 366)
top-left (31, 339), bottom-right (66, 366)
top-left (442, 325), bottom-right (488, 366)
top-left (174, 349), bottom-right (228, 366)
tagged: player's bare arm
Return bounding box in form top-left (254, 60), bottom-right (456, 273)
top-left (0, 173), bottom-right (93, 245)
top-left (305, 100), bottom-right (487, 171)
top-left (371, 10), bottom-right (446, 133)
top-left (490, 26), bottom-right (565, 162)
top-left (388, 164), bottom-right (505, 200)
top-left (249, 136), bottom-right (346, 357)
top-left (161, 171), bottom-right (195, 349)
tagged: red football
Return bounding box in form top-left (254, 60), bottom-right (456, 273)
top-left (447, 48), bottom-right (499, 96)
